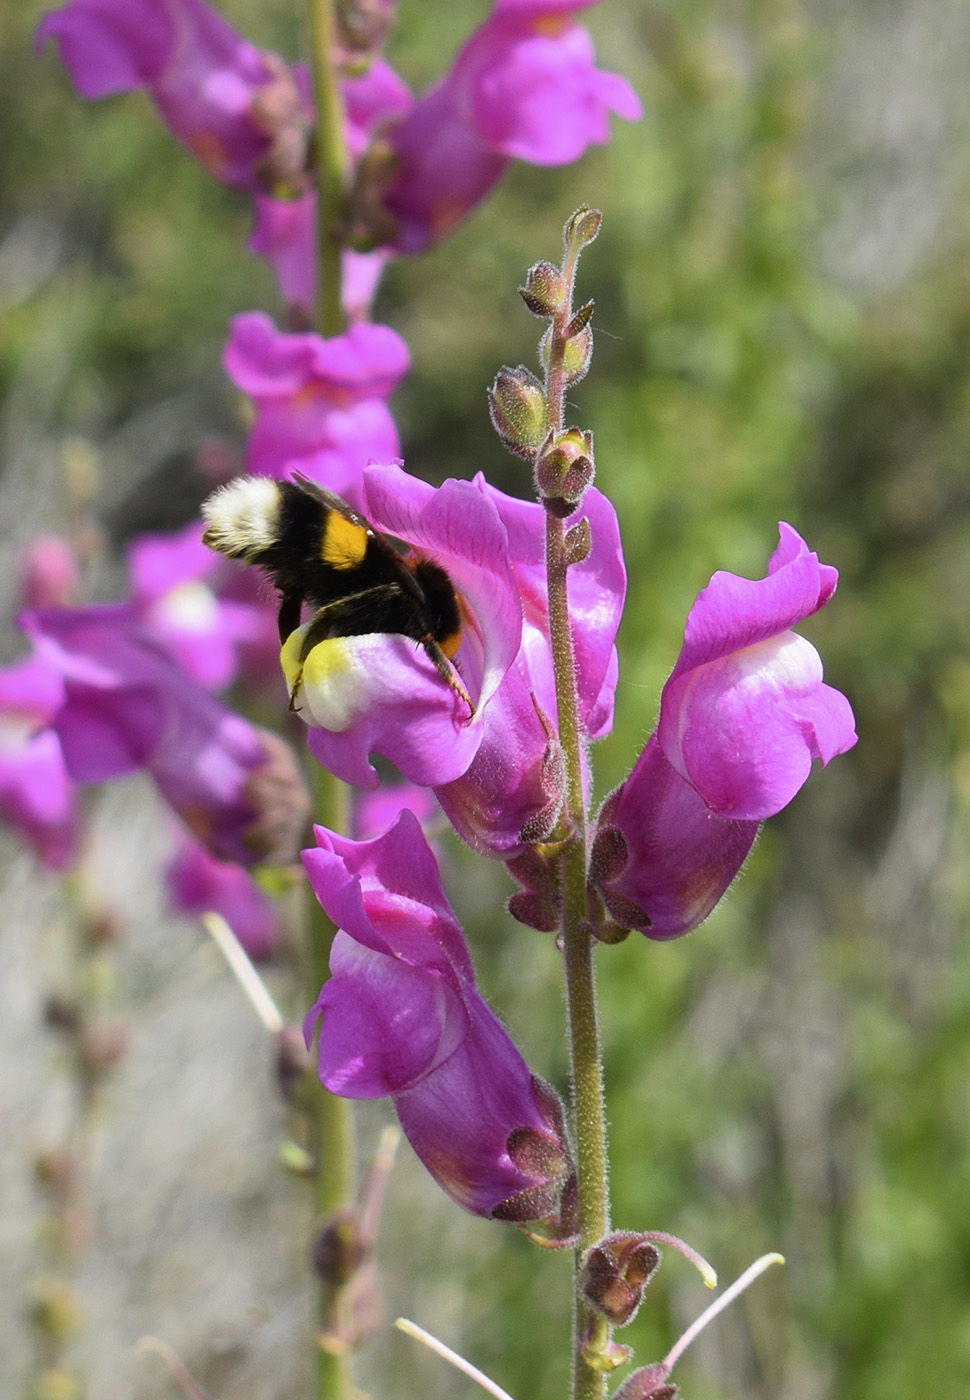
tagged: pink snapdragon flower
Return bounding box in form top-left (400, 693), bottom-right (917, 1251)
top-left (166, 829), bottom-right (279, 958)
top-left (303, 811), bottom-right (575, 1227)
top-left (0, 652), bottom-right (79, 870)
top-left (285, 463), bottom-right (523, 788)
top-left (22, 604), bottom-right (270, 866)
top-left (380, 0), bottom-right (642, 253)
top-left (436, 480), bottom-right (625, 856)
top-left (591, 525), bottom-right (857, 937)
top-left (223, 313), bottom-right (409, 490)
top-left (37, 0), bottom-right (309, 194)
top-left (127, 520), bottom-right (274, 691)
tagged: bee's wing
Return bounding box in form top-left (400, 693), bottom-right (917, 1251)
top-left (289, 471), bottom-right (372, 531)
top-left (289, 469), bottom-right (430, 603)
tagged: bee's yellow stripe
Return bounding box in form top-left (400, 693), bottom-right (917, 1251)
top-left (438, 628), bottom-right (462, 659)
top-left (320, 512), bottom-right (368, 571)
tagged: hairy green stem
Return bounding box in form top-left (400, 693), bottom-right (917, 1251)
top-left (308, 0), bottom-right (347, 337)
top-left (543, 232), bottom-right (611, 1400)
top-left (305, 6), bottom-right (353, 1395)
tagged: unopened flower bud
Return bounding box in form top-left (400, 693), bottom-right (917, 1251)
top-left (580, 1231), bottom-right (661, 1325)
top-left (488, 366), bottom-right (549, 460)
top-left (519, 260), bottom-right (568, 317)
top-left (535, 429), bottom-right (595, 510)
top-left (563, 205), bottom-right (603, 253)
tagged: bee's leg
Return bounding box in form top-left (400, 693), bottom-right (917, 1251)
top-left (277, 592), bottom-right (303, 645)
top-left (423, 638), bottom-right (476, 716)
top-left (288, 588), bottom-right (405, 711)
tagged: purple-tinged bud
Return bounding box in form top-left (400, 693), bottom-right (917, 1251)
top-left (564, 205), bottom-right (603, 253)
top-left (535, 428), bottom-right (595, 511)
top-left (611, 1366), bottom-right (676, 1400)
top-left (580, 1232), bottom-right (661, 1326)
top-left (488, 365), bottom-right (549, 460)
top-left (519, 260), bottom-right (568, 317)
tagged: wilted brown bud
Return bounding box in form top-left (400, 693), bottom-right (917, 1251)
top-left (581, 1231), bottom-right (662, 1326)
top-left (312, 1207), bottom-right (367, 1288)
top-left (250, 54), bottom-right (313, 197)
top-left (611, 1364), bottom-right (676, 1400)
top-left (489, 365), bottom-right (549, 460)
top-left (242, 728), bottom-right (312, 864)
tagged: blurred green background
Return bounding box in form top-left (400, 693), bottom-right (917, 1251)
top-left (4, 1), bottom-right (970, 1398)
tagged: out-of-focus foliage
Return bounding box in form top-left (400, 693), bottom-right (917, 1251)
top-left (6, 0), bottom-right (970, 1398)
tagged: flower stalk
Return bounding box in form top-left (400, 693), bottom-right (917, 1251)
top-left (306, 9), bottom-right (354, 1396)
top-left (308, 0), bottom-right (347, 337)
top-left (541, 211), bottom-right (612, 1399)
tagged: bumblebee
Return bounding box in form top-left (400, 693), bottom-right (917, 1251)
top-left (201, 472), bottom-right (473, 711)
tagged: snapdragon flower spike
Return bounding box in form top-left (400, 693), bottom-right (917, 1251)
top-left (435, 480), bottom-right (625, 856)
top-left (21, 604), bottom-right (272, 866)
top-left (284, 463), bottom-right (523, 789)
top-left (590, 525), bottom-right (856, 938)
top-left (223, 313), bottom-right (409, 491)
top-left (0, 652), bottom-right (79, 871)
top-left (166, 829), bottom-right (279, 959)
top-left (303, 811), bottom-right (575, 1229)
top-left (37, 0), bottom-right (310, 195)
top-left (127, 519), bottom-right (274, 692)
top-left (378, 0), bottom-right (641, 254)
